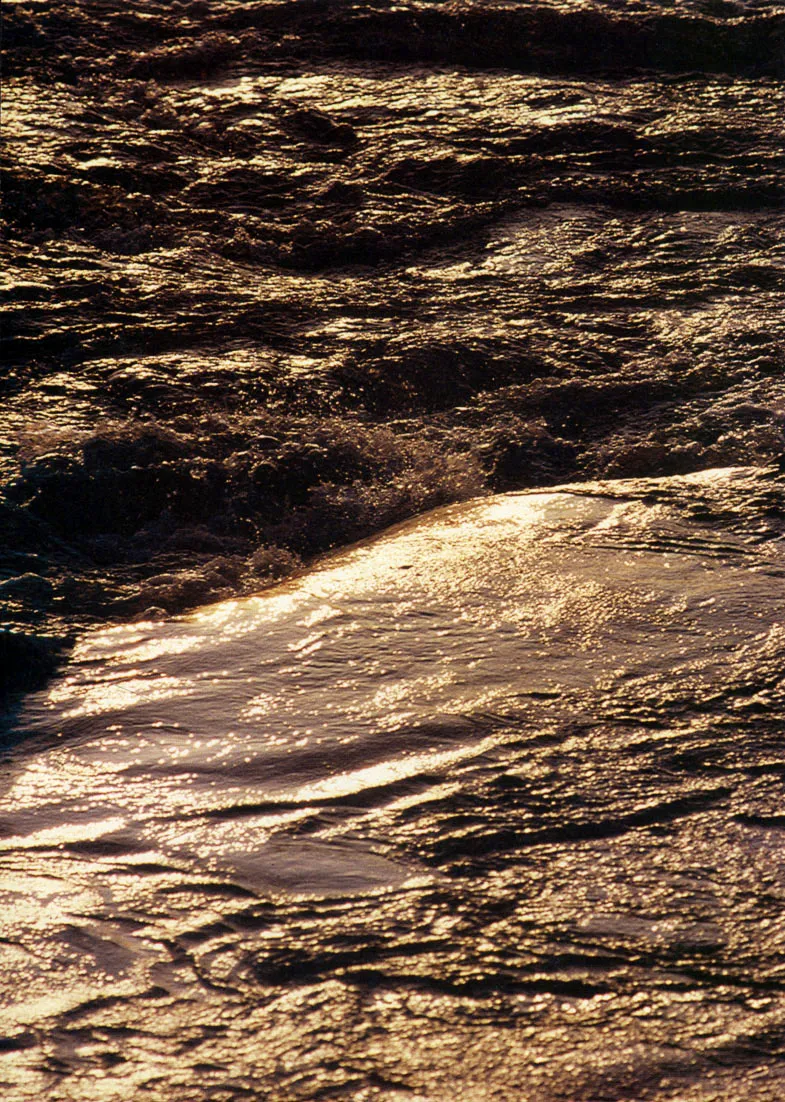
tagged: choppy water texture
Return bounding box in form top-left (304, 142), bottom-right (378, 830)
top-left (1, 467), bottom-right (785, 1099)
top-left (2, 0), bottom-right (785, 690)
top-left (2, 1), bottom-right (785, 1098)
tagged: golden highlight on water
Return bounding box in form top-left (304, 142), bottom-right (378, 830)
top-left (2, 1), bottom-right (784, 1098)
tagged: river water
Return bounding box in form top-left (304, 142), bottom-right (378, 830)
top-left (2, 1), bottom-right (785, 1098)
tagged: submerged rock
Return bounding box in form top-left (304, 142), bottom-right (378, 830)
top-left (0, 629), bottom-right (67, 707)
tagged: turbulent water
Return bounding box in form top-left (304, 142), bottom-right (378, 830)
top-left (3, 0), bottom-right (785, 687)
top-left (2, 1), bottom-right (785, 1099)
top-left (2, 467), bottom-right (785, 1100)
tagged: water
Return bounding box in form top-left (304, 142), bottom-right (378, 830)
top-left (3, 1), bottom-right (784, 675)
top-left (3, 467), bottom-right (785, 1099)
top-left (2, 1), bottom-right (785, 1098)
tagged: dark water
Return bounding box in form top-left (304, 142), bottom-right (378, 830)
top-left (2, 1), bottom-right (785, 1098)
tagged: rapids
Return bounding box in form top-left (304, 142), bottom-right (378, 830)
top-left (2, 467), bottom-right (784, 1099)
top-left (3, 1), bottom-right (785, 1097)
top-left (3, 1), bottom-right (784, 697)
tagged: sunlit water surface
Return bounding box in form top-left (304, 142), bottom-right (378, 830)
top-left (2, 468), bottom-right (784, 1099)
top-left (3, 1), bottom-right (785, 1097)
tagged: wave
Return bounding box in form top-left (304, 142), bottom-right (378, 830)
top-left (6, 1), bottom-right (785, 81)
top-left (2, 468), bottom-right (784, 1098)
